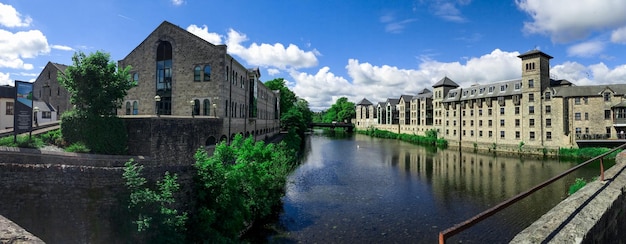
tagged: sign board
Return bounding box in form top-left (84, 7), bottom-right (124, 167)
top-left (13, 80), bottom-right (33, 135)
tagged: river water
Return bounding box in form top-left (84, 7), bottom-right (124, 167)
top-left (267, 131), bottom-right (604, 243)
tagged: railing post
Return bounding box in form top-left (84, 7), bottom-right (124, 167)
top-left (600, 158), bottom-right (604, 181)
top-left (439, 232), bottom-right (445, 244)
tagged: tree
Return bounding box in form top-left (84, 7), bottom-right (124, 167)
top-left (322, 97), bottom-right (355, 123)
top-left (59, 51), bottom-right (134, 116)
top-left (264, 78), bottom-right (297, 116)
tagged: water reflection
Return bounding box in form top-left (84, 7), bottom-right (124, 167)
top-left (272, 132), bottom-right (604, 243)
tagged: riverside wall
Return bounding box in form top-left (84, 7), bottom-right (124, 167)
top-left (510, 151), bottom-right (626, 243)
top-left (0, 147), bottom-right (194, 244)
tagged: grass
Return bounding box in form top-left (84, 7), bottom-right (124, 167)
top-left (357, 128), bottom-right (448, 148)
top-left (559, 147), bottom-right (622, 161)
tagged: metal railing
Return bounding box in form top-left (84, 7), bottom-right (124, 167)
top-left (438, 143), bottom-right (626, 244)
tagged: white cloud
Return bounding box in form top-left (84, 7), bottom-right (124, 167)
top-left (51, 44), bottom-right (74, 51)
top-left (567, 41), bottom-right (605, 57)
top-left (516, 0), bottom-right (626, 43)
top-left (0, 29), bottom-right (50, 70)
top-left (225, 28), bottom-right (319, 70)
top-left (171, 0), bottom-right (184, 6)
top-left (267, 68), bottom-right (280, 76)
top-left (611, 26), bottom-right (626, 44)
top-left (292, 49), bottom-right (522, 111)
top-left (380, 13), bottom-right (417, 33)
top-left (432, 2), bottom-right (466, 23)
top-left (186, 24), bottom-right (223, 45)
top-left (0, 3), bottom-right (32, 28)
top-left (0, 72), bottom-right (11, 86)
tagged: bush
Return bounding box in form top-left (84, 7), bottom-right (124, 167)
top-left (559, 147), bottom-right (621, 161)
top-left (39, 129), bottom-right (64, 146)
top-left (358, 128), bottom-right (448, 148)
top-left (568, 178), bottom-right (587, 195)
top-left (61, 110), bottom-right (128, 155)
top-left (0, 135), bottom-right (43, 148)
top-left (65, 142), bottom-right (90, 153)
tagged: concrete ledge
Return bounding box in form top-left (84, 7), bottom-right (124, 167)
top-left (0, 215), bottom-right (44, 244)
top-left (510, 151), bottom-right (626, 243)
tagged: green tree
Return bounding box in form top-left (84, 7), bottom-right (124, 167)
top-left (59, 51), bottom-right (134, 116)
top-left (322, 97), bottom-right (355, 123)
top-left (264, 78), bottom-right (297, 116)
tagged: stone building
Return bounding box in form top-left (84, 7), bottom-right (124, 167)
top-left (118, 21), bottom-right (280, 143)
top-left (355, 50), bottom-right (626, 149)
top-left (33, 62), bottom-right (71, 117)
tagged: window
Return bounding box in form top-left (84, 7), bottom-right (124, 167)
top-left (528, 79), bottom-right (534, 88)
top-left (489, 131), bottom-right (493, 138)
top-left (546, 118), bottom-right (552, 127)
top-left (479, 109), bottom-right (483, 116)
top-left (515, 106), bottom-right (520, 115)
top-left (575, 128), bottom-right (582, 135)
top-left (585, 112), bottom-right (589, 120)
top-left (529, 119), bottom-right (535, 127)
top-left (470, 130), bottom-right (474, 137)
top-left (479, 131), bottom-right (483, 137)
top-left (526, 62), bottom-right (536, 70)
top-left (500, 119), bottom-right (505, 126)
top-left (515, 119), bottom-right (520, 127)
top-left (193, 99), bottom-right (200, 115)
top-left (500, 107), bottom-right (505, 115)
top-left (488, 120), bottom-right (493, 127)
top-left (545, 105), bottom-right (551, 114)
top-left (544, 92), bottom-right (551, 101)
top-left (479, 120), bottom-right (483, 127)
top-left (546, 132), bottom-right (552, 140)
top-left (529, 93), bottom-right (534, 102)
top-left (470, 110), bottom-right (474, 116)
top-left (529, 106), bottom-right (535, 114)
top-left (204, 65), bottom-right (211, 81)
top-left (203, 99), bottom-right (211, 115)
top-left (575, 112), bottom-right (581, 120)
top-left (6, 102), bottom-right (15, 115)
top-left (463, 120), bottom-right (466, 126)
top-left (488, 86), bottom-right (494, 93)
top-left (574, 97), bottom-right (581, 105)
top-left (604, 92), bottom-right (611, 102)
top-left (516, 131), bottom-right (520, 139)
top-left (500, 131), bottom-right (505, 138)
top-left (194, 66), bottom-right (201, 81)
top-left (125, 101), bottom-right (131, 115)
top-left (470, 120), bottom-right (474, 126)
top-left (500, 85), bottom-right (506, 91)
top-left (488, 109), bottom-right (492, 116)
top-left (514, 82), bottom-right (521, 90)
top-left (156, 41), bottom-right (173, 115)
top-left (530, 131), bottom-right (536, 140)
top-left (133, 101), bottom-right (138, 115)
top-left (42, 111), bottom-right (51, 119)
top-left (605, 110), bottom-right (611, 119)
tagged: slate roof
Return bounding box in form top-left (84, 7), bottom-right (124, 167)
top-left (518, 49), bottom-right (553, 59)
top-left (357, 98), bottom-right (373, 106)
top-left (399, 95), bottom-right (412, 103)
top-left (442, 79), bottom-right (523, 103)
top-left (386, 98), bottom-right (399, 106)
top-left (0, 85), bottom-right (15, 98)
top-left (433, 76), bottom-right (459, 88)
top-left (414, 88), bottom-right (432, 100)
top-left (552, 84), bottom-right (626, 97)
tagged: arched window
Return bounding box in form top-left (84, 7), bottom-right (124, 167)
top-left (203, 65), bottom-right (211, 81)
top-left (156, 41), bottom-right (172, 115)
top-left (132, 101), bottom-right (138, 115)
top-left (194, 66), bottom-right (201, 81)
top-left (203, 99), bottom-right (210, 115)
top-left (133, 73), bottom-right (139, 85)
top-left (205, 136), bottom-right (216, 146)
top-left (125, 102), bottom-right (131, 115)
top-left (193, 99), bottom-right (200, 116)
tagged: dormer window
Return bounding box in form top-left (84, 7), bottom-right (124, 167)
top-left (604, 92), bottom-right (611, 102)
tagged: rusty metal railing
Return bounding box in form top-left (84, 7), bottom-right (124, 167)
top-left (438, 143), bottom-right (626, 244)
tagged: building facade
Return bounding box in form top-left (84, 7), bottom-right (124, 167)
top-left (118, 21), bottom-right (280, 143)
top-left (355, 50), bottom-right (626, 149)
top-left (33, 62), bottom-right (71, 118)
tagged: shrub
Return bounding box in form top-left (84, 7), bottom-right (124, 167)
top-left (66, 142), bottom-right (90, 153)
top-left (568, 178), bottom-right (587, 195)
top-left (358, 128), bottom-right (448, 148)
top-left (61, 110), bottom-right (128, 155)
top-left (0, 135), bottom-right (43, 148)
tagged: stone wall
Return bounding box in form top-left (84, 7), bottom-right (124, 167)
top-left (510, 150), bottom-right (626, 243)
top-left (0, 215), bottom-right (44, 244)
top-left (0, 148), bottom-right (194, 244)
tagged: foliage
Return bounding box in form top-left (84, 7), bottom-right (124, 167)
top-left (61, 110), bottom-right (128, 154)
top-left (518, 141), bottom-right (525, 152)
top-left (358, 128), bottom-right (448, 148)
top-left (65, 142), bottom-right (90, 153)
top-left (58, 51), bottom-right (134, 116)
top-left (0, 135), bottom-right (43, 148)
top-left (559, 147), bottom-right (622, 161)
top-left (264, 78), bottom-right (297, 117)
top-left (322, 97), bottom-right (356, 123)
top-left (123, 160), bottom-right (187, 243)
top-left (190, 134), bottom-right (295, 242)
top-left (39, 129), bottom-right (64, 146)
top-left (568, 178), bottom-right (587, 195)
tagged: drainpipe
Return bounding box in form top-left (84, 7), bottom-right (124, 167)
top-left (228, 58), bottom-right (232, 143)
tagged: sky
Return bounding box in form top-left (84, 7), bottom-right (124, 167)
top-left (2, 0), bottom-right (626, 111)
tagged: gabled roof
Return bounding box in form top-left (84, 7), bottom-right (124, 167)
top-left (357, 98), bottom-right (373, 106)
top-left (51, 62), bottom-right (68, 73)
top-left (433, 76), bottom-right (459, 88)
top-left (385, 98), bottom-right (399, 106)
top-left (418, 88), bottom-right (431, 94)
top-left (399, 95), bottom-right (412, 103)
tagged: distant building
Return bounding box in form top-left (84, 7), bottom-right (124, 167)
top-left (0, 85), bottom-right (57, 130)
top-left (356, 50), bottom-right (626, 150)
top-left (118, 21), bottom-right (280, 143)
top-left (33, 62), bottom-right (71, 117)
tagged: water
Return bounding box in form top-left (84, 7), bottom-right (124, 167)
top-left (267, 131), bottom-right (604, 243)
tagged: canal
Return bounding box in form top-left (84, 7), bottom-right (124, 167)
top-left (267, 131), bottom-right (605, 243)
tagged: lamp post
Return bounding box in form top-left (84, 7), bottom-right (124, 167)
top-left (212, 103), bottom-right (217, 117)
top-left (154, 95), bottom-right (161, 116)
top-left (190, 100), bottom-right (195, 117)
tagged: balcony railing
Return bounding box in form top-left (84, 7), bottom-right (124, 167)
top-left (575, 133), bottom-right (626, 140)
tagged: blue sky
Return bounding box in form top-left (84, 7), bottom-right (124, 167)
top-left (2, 0), bottom-right (626, 111)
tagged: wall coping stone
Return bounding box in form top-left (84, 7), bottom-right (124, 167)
top-left (0, 146), bottom-right (149, 167)
top-left (0, 215), bottom-right (45, 244)
top-left (510, 151), bottom-right (626, 243)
